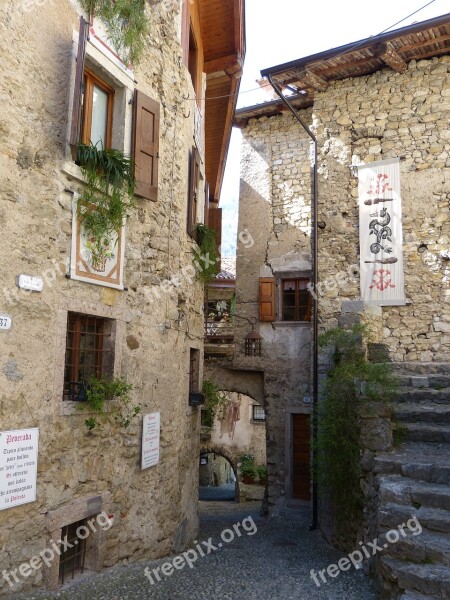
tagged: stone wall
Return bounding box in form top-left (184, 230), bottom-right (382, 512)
top-left (208, 392), bottom-right (267, 468)
top-left (0, 0), bottom-right (204, 593)
top-left (234, 113), bottom-right (313, 510)
top-left (240, 55), bottom-right (450, 362)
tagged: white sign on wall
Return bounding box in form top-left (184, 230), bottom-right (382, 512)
top-left (17, 275), bottom-right (44, 292)
top-left (141, 413), bottom-right (160, 470)
top-left (0, 315), bottom-right (12, 330)
top-left (0, 428), bottom-right (39, 510)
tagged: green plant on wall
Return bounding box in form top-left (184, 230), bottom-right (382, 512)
top-left (201, 379), bottom-right (228, 428)
top-left (79, 376), bottom-right (141, 431)
top-left (81, 0), bottom-right (149, 65)
top-left (77, 143), bottom-right (136, 260)
top-left (193, 224), bottom-right (219, 284)
top-left (316, 324), bottom-right (397, 547)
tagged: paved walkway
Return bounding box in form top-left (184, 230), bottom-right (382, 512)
top-left (11, 502), bottom-right (377, 600)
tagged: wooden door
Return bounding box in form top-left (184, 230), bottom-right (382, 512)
top-left (292, 414), bottom-right (311, 501)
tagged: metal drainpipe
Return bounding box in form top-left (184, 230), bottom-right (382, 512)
top-left (267, 74), bottom-right (319, 530)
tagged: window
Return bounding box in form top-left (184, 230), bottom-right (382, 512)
top-left (81, 69), bottom-right (114, 148)
top-left (252, 405), bottom-right (266, 422)
top-left (187, 147), bottom-right (201, 236)
top-left (281, 279), bottom-right (312, 322)
top-left (59, 519), bottom-right (88, 584)
top-left (69, 17), bottom-right (161, 201)
top-left (188, 26), bottom-right (199, 96)
top-left (189, 348), bottom-right (200, 393)
top-left (63, 313), bottom-right (113, 401)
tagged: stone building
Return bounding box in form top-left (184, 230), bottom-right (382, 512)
top-left (232, 13), bottom-right (450, 504)
top-left (233, 12), bottom-right (450, 596)
top-left (0, 0), bottom-right (244, 593)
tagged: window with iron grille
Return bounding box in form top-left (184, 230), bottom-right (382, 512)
top-left (252, 405), bottom-right (266, 422)
top-left (281, 278), bottom-right (312, 322)
top-left (63, 313), bottom-right (113, 401)
top-left (58, 519), bottom-right (88, 585)
top-left (189, 348), bottom-right (200, 393)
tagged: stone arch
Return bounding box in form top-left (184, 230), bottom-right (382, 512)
top-left (199, 445), bottom-right (240, 502)
top-left (203, 366), bottom-right (265, 408)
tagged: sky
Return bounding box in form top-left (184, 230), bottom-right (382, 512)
top-left (219, 0), bottom-right (449, 257)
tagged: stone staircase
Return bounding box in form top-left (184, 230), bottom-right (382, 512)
top-left (374, 363), bottom-right (450, 599)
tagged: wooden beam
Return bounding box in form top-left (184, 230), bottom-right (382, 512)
top-left (272, 68), bottom-right (328, 91)
top-left (204, 53), bottom-right (239, 74)
top-left (397, 32), bottom-right (450, 53)
top-left (376, 41), bottom-right (407, 73)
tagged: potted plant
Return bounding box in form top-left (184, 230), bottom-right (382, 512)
top-left (240, 453), bottom-right (257, 484)
top-left (257, 465), bottom-right (267, 485)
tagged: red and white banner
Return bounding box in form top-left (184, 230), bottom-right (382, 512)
top-left (358, 158), bottom-right (406, 306)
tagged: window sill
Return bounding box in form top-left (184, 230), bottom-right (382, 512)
top-left (62, 160), bottom-right (86, 185)
top-left (272, 321), bottom-right (312, 327)
top-left (251, 420), bottom-right (266, 426)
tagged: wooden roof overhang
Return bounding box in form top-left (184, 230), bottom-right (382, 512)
top-left (199, 0), bottom-right (245, 202)
top-left (235, 13), bottom-right (450, 126)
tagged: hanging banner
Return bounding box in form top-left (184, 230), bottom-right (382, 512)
top-left (358, 158), bottom-right (406, 306)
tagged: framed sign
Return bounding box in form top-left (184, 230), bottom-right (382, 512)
top-left (0, 428), bottom-right (39, 510)
top-left (141, 413), bottom-right (160, 470)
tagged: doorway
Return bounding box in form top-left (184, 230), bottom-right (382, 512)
top-left (292, 414), bottom-right (311, 501)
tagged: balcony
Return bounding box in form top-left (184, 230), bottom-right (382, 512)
top-left (204, 316), bottom-right (235, 359)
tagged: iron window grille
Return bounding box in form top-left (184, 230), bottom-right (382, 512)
top-left (252, 405), bottom-right (266, 422)
top-left (63, 313), bottom-right (111, 401)
top-left (58, 519), bottom-right (88, 585)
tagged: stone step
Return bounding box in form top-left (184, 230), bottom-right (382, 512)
top-left (400, 423), bottom-right (450, 444)
top-left (380, 557), bottom-right (450, 598)
top-left (396, 374), bottom-right (450, 391)
top-left (391, 363), bottom-right (450, 376)
top-left (399, 592), bottom-right (439, 600)
top-left (375, 443), bottom-right (450, 484)
top-left (379, 503), bottom-right (450, 535)
top-left (393, 389), bottom-right (450, 404)
top-left (379, 476), bottom-right (450, 511)
top-left (394, 404), bottom-right (450, 424)
top-left (379, 527), bottom-right (450, 567)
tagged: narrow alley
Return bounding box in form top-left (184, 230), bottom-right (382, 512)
top-left (10, 502), bottom-right (377, 600)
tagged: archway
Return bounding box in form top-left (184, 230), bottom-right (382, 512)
top-left (199, 446), bottom-right (239, 502)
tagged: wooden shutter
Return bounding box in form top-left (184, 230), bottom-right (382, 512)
top-left (132, 90), bottom-right (160, 201)
top-left (187, 146), bottom-right (200, 236)
top-left (259, 277), bottom-right (276, 322)
top-left (203, 181), bottom-right (210, 227)
top-left (70, 16), bottom-right (89, 160)
top-left (208, 207), bottom-right (222, 273)
top-left (181, 0), bottom-right (190, 67)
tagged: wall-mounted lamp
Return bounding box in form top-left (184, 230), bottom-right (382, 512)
top-left (244, 326), bottom-right (263, 357)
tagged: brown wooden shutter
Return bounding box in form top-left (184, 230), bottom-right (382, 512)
top-left (181, 0), bottom-right (190, 68)
top-left (259, 277), bottom-right (276, 322)
top-left (187, 146), bottom-right (200, 236)
top-left (132, 90), bottom-right (160, 201)
top-left (208, 207), bottom-right (222, 273)
top-left (203, 181), bottom-right (210, 227)
top-left (70, 16), bottom-right (89, 160)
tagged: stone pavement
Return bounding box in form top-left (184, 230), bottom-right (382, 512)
top-left (10, 502), bottom-right (377, 600)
